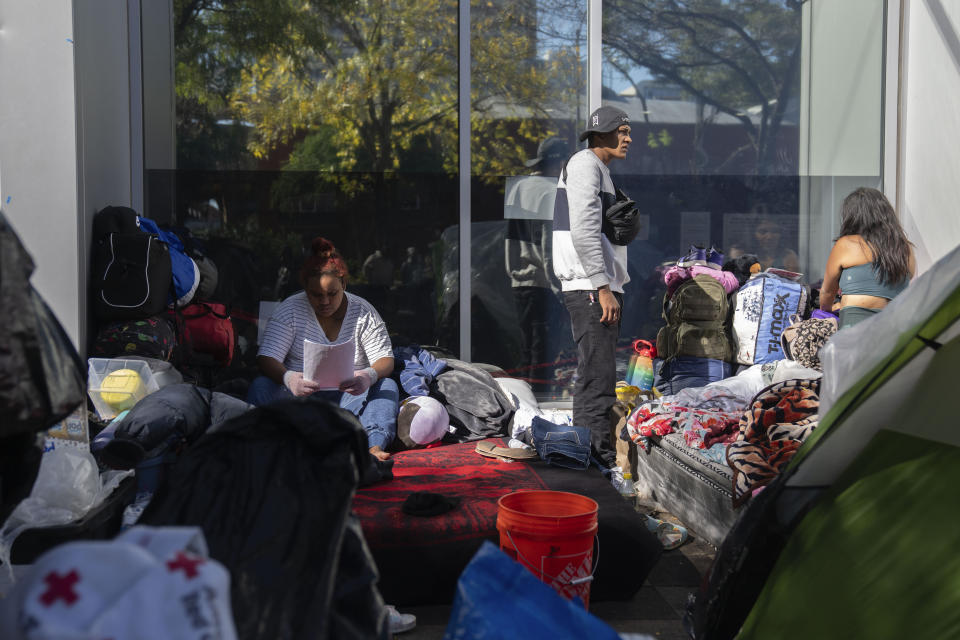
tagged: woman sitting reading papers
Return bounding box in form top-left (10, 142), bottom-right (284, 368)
top-left (247, 237), bottom-right (399, 460)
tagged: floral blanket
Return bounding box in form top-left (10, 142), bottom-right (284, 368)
top-left (727, 378), bottom-right (821, 507)
top-left (625, 398), bottom-right (742, 465)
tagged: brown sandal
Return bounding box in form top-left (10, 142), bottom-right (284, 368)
top-left (475, 440), bottom-right (538, 461)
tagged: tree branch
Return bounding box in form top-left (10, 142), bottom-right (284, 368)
top-left (660, 6), bottom-right (781, 88)
top-left (175, 0), bottom-right (207, 34)
top-left (651, 12), bottom-right (772, 103)
top-left (605, 38), bottom-right (759, 142)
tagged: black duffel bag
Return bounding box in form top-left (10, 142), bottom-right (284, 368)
top-left (601, 187), bottom-right (641, 246)
top-left (561, 160), bottom-right (641, 246)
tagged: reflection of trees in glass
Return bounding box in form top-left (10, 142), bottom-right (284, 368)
top-left (174, 0), bottom-right (339, 170)
top-left (174, 0), bottom-right (585, 178)
top-left (536, 0), bottom-right (588, 118)
top-left (471, 0), bottom-right (593, 182)
top-left (603, 0), bottom-right (801, 175)
top-left (231, 0), bottom-right (460, 175)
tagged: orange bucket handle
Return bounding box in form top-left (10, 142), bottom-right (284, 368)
top-left (503, 530), bottom-right (600, 586)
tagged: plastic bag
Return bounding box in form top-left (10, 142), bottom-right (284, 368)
top-left (0, 211), bottom-right (86, 436)
top-left (443, 541), bottom-right (621, 639)
top-left (0, 448), bottom-right (133, 577)
top-left (23, 446), bottom-right (100, 515)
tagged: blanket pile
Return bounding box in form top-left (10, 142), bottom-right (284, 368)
top-left (726, 378), bottom-right (821, 506)
top-left (625, 400), bottom-right (742, 465)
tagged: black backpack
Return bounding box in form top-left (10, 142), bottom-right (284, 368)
top-left (92, 231), bottom-right (172, 320)
top-left (91, 316), bottom-right (178, 361)
top-left (92, 205), bottom-right (141, 237)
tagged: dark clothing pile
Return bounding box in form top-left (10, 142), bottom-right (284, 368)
top-left (140, 397), bottom-right (390, 639)
top-left (95, 383), bottom-right (252, 469)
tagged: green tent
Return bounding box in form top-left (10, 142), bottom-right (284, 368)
top-left (692, 243), bottom-right (960, 640)
top-left (741, 343), bottom-right (960, 638)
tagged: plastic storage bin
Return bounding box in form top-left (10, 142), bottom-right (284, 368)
top-left (87, 358), bottom-right (159, 420)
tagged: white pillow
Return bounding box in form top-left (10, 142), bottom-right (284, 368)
top-left (495, 377), bottom-right (538, 411)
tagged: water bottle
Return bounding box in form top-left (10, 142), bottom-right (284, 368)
top-left (627, 339), bottom-right (656, 391)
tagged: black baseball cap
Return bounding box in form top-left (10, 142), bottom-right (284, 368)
top-left (578, 106), bottom-right (630, 142)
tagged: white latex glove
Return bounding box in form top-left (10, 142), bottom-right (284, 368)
top-left (339, 367), bottom-right (378, 395)
top-left (283, 370), bottom-right (322, 397)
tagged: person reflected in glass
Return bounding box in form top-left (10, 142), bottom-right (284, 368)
top-left (400, 246), bottom-right (426, 285)
top-left (247, 237), bottom-right (399, 460)
top-left (727, 206), bottom-right (800, 273)
top-left (819, 187), bottom-right (915, 329)
top-left (505, 136), bottom-right (570, 390)
top-left (362, 249), bottom-right (394, 287)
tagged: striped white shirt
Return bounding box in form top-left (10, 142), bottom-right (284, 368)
top-left (258, 291), bottom-right (393, 372)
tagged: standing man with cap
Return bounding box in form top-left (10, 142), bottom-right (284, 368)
top-left (552, 105), bottom-right (633, 493)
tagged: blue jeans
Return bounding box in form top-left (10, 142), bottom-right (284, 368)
top-left (531, 416), bottom-right (592, 470)
top-left (563, 289), bottom-right (621, 469)
top-left (246, 375), bottom-right (399, 450)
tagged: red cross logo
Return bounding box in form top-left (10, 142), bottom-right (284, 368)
top-left (166, 551), bottom-right (205, 579)
top-left (39, 570), bottom-right (80, 606)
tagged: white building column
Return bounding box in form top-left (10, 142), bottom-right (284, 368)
top-left (0, 0), bottom-right (142, 352)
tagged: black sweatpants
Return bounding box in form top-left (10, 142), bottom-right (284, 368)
top-left (563, 289), bottom-right (621, 469)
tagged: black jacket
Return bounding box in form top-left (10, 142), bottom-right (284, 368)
top-left (100, 383), bottom-right (252, 468)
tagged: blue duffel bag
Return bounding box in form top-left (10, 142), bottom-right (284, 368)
top-left (654, 356), bottom-right (734, 395)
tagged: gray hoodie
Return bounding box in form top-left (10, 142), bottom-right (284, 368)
top-left (551, 149), bottom-right (629, 293)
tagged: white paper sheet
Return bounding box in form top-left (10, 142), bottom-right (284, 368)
top-left (303, 338), bottom-right (355, 389)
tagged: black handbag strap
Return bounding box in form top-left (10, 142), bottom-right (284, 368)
top-left (191, 301), bottom-right (231, 319)
top-left (175, 300), bottom-right (232, 320)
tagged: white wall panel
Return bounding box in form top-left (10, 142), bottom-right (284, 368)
top-left (0, 0), bottom-right (137, 352)
top-left (0, 0), bottom-right (82, 347)
top-left (74, 0), bottom-right (137, 356)
top-left (801, 0), bottom-right (883, 178)
top-left (899, 0), bottom-right (960, 273)
top-left (798, 0), bottom-right (884, 282)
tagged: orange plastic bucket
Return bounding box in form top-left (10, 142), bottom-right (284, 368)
top-left (496, 490), bottom-right (599, 608)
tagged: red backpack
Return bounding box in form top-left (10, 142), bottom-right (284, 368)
top-left (168, 302), bottom-right (236, 367)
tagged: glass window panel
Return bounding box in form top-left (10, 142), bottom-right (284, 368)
top-left (601, 0), bottom-right (882, 379)
top-left (469, 0), bottom-right (588, 399)
top-left (154, 0), bottom-right (461, 367)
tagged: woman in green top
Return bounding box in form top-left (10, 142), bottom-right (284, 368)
top-left (820, 187), bottom-right (916, 329)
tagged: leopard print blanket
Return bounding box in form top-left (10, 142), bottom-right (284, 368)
top-left (780, 315), bottom-right (838, 370)
top-left (727, 378), bottom-right (821, 507)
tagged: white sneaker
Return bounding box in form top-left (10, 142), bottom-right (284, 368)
top-left (607, 466), bottom-right (635, 497)
top-left (386, 605), bottom-right (417, 634)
